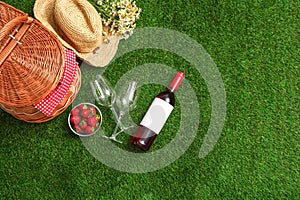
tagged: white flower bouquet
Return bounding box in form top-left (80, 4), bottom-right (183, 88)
top-left (88, 0), bottom-right (142, 41)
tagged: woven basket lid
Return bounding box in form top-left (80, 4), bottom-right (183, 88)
top-left (0, 2), bottom-right (65, 107)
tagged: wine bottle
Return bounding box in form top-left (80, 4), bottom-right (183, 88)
top-left (130, 72), bottom-right (185, 151)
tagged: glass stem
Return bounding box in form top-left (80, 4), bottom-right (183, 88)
top-left (110, 106), bottom-right (126, 130)
top-left (111, 112), bottom-right (124, 136)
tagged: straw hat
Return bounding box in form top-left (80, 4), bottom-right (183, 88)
top-left (34, 0), bottom-right (120, 67)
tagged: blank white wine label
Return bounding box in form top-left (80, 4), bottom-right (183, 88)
top-left (140, 98), bottom-right (174, 134)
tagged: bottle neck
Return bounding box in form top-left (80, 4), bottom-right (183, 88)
top-left (169, 72), bottom-right (185, 92)
top-left (169, 87), bottom-right (176, 93)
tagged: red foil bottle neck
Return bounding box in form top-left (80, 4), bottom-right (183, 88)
top-left (170, 71), bottom-right (185, 92)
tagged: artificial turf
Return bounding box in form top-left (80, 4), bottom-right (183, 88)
top-left (0, 0), bottom-right (299, 199)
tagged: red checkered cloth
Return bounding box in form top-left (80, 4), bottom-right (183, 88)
top-left (34, 49), bottom-right (78, 116)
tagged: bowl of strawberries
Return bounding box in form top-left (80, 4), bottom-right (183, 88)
top-left (68, 103), bottom-right (102, 136)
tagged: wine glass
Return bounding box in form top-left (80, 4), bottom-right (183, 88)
top-left (103, 81), bottom-right (138, 143)
top-left (90, 74), bottom-right (119, 125)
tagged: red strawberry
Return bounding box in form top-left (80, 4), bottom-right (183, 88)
top-left (70, 115), bottom-right (81, 125)
top-left (85, 126), bottom-right (95, 134)
top-left (78, 104), bottom-right (84, 111)
top-left (83, 117), bottom-right (88, 122)
top-left (90, 107), bottom-right (97, 115)
top-left (71, 108), bottom-right (80, 116)
top-left (78, 104), bottom-right (88, 111)
top-left (73, 125), bottom-right (82, 133)
top-left (79, 120), bottom-right (88, 129)
top-left (81, 109), bottom-right (90, 118)
top-left (88, 116), bottom-right (97, 127)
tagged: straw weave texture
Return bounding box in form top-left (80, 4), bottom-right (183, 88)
top-left (0, 1), bottom-right (81, 123)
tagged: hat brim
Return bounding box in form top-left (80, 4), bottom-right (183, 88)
top-left (34, 0), bottom-right (120, 67)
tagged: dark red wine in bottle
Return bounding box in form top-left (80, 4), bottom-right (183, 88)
top-left (130, 72), bottom-right (185, 151)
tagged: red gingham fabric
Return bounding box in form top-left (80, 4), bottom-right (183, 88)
top-left (34, 49), bottom-right (78, 116)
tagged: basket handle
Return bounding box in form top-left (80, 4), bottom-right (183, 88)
top-left (0, 15), bottom-right (33, 66)
top-left (0, 15), bottom-right (33, 42)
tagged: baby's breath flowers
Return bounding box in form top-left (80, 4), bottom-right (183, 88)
top-left (89, 0), bottom-right (142, 41)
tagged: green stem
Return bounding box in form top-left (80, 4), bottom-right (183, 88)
top-left (88, 0), bottom-right (112, 20)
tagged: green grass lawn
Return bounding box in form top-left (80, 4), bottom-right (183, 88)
top-left (0, 0), bottom-right (299, 199)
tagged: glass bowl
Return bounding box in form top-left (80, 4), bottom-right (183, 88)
top-left (68, 103), bottom-right (102, 137)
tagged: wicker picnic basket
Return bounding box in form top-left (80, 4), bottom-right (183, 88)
top-left (0, 1), bottom-right (81, 123)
